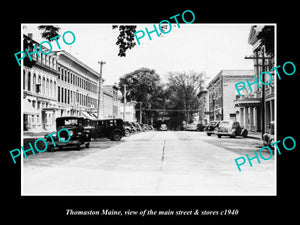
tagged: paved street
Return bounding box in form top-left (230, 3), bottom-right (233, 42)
top-left (22, 131), bottom-right (276, 195)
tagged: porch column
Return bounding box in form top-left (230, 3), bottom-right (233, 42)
top-left (253, 106), bottom-right (257, 131)
top-left (240, 107), bottom-right (244, 127)
top-left (244, 106), bottom-right (248, 129)
top-left (249, 106), bottom-right (253, 131)
top-left (270, 100), bottom-right (274, 122)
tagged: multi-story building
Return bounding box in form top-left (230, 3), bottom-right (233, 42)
top-left (23, 34), bottom-right (59, 131)
top-left (234, 25), bottom-right (275, 132)
top-left (102, 85), bottom-right (119, 119)
top-left (54, 50), bottom-right (100, 119)
top-left (207, 70), bottom-right (254, 122)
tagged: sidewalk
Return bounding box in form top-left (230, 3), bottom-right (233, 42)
top-left (247, 131), bottom-right (262, 140)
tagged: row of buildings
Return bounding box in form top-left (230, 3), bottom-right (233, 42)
top-left (23, 33), bottom-right (136, 132)
top-left (198, 25), bottom-right (275, 132)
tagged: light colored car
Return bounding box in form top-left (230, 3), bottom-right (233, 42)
top-left (185, 123), bottom-right (198, 131)
top-left (160, 124), bottom-right (168, 131)
top-left (263, 121), bottom-right (274, 147)
top-left (216, 120), bottom-right (248, 138)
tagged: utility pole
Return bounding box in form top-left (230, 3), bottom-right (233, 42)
top-left (139, 102), bottom-right (142, 123)
top-left (123, 84), bottom-right (127, 121)
top-left (97, 60), bottom-right (106, 119)
top-left (245, 51), bottom-right (272, 138)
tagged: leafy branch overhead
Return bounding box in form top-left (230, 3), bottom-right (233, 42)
top-left (113, 25), bottom-right (137, 57)
top-left (38, 25), bottom-right (61, 41)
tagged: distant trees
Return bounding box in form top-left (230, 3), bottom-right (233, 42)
top-left (165, 71), bottom-right (206, 129)
top-left (119, 68), bottom-right (165, 124)
top-left (119, 69), bottom-right (206, 129)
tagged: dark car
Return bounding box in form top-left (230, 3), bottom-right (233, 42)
top-left (196, 123), bottom-right (205, 131)
top-left (216, 120), bottom-right (248, 138)
top-left (204, 121), bottom-right (220, 136)
top-left (45, 116), bottom-right (91, 151)
top-left (123, 121), bottom-right (134, 136)
top-left (263, 121), bottom-right (275, 147)
top-left (88, 119), bottom-right (125, 141)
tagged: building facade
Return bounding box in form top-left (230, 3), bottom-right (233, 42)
top-left (207, 70), bottom-right (254, 122)
top-left (22, 34), bottom-right (132, 132)
top-left (23, 34), bottom-right (59, 131)
top-left (102, 85), bottom-right (119, 119)
top-left (54, 50), bottom-right (100, 119)
top-left (234, 25), bottom-right (275, 132)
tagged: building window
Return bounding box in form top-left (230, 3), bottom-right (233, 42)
top-left (67, 89), bottom-right (70, 104)
top-left (58, 86), bottom-right (60, 102)
top-left (61, 87), bottom-right (64, 103)
top-left (37, 76), bottom-right (41, 93)
top-left (46, 78), bottom-right (49, 96)
top-left (50, 80), bottom-right (53, 97)
top-left (27, 72), bottom-right (31, 91)
top-left (23, 70), bottom-right (26, 90)
top-left (53, 81), bottom-right (56, 98)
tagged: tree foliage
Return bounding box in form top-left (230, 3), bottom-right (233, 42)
top-left (38, 25), bottom-right (60, 41)
top-left (165, 71), bottom-right (206, 127)
top-left (119, 68), bottom-right (164, 123)
top-left (113, 25), bottom-right (137, 57)
top-left (257, 26), bottom-right (274, 57)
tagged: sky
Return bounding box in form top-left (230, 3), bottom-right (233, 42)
top-left (22, 23), bottom-right (255, 86)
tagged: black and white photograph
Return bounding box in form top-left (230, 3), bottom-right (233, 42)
top-left (20, 23), bottom-right (276, 195)
top-left (4, 4), bottom-right (298, 224)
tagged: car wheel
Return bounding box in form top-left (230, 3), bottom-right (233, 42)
top-left (242, 129), bottom-right (248, 138)
top-left (207, 133), bottom-right (211, 136)
top-left (125, 129), bottom-right (130, 137)
top-left (112, 131), bottom-right (122, 141)
top-left (85, 142), bottom-right (90, 148)
top-left (76, 144), bottom-right (81, 150)
top-left (218, 134), bottom-right (222, 138)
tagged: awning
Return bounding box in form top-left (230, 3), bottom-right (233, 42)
top-left (234, 98), bottom-right (261, 107)
top-left (81, 111), bottom-right (95, 120)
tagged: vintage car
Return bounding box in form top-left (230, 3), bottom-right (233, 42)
top-left (216, 120), bottom-right (248, 138)
top-left (185, 123), bottom-right (198, 131)
top-left (204, 121), bottom-right (220, 136)
top-left (263, 121), bottom-right (275, 147)
top-left (160, 124), bottom-right (168, 131)
top-left (88, 119), bottom-right (125, 141)
top-left (123, 121), bottom-right (133, 137)
top-left (45, 116), bottom-right (91, 151)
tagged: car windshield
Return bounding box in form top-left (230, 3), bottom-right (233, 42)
top-left (57, 118), bottom-right (80, 126)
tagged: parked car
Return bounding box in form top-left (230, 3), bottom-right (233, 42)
top-left (216, 120), bottom-right (248, 138)
top-left (88, 119), bottom-right (125, 141)
top-left (263, 121), bottom-right (274, 147)
top-left (196, 123), bottom-right (205, 131)
top-left (185, 123), bottom-right (198, 131)
top-left (160, 124), bottom-right (168, 131)
top-left (123, 121), bottom-right (135, 136)
top-left (204, 121), bottom-right (220, 136)
top-left (132, 122), bottom-right (142, 132)
top-left (45, 116), bottom-right (91, 151)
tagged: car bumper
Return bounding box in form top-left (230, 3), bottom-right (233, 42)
top-left (47, 140), bottom-right (84, 146)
